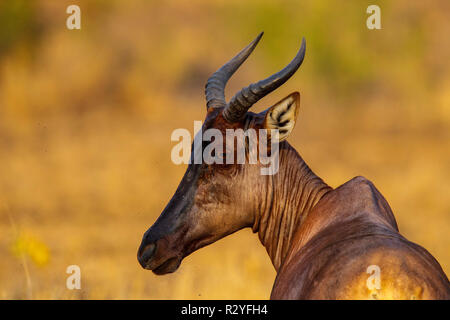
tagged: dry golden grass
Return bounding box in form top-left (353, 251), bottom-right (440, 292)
top-left (0, 0), bottom-right (449, 299)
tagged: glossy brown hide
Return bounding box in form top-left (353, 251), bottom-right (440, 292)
top-left (138, 33), bottom-right (450, 299)
top-left (271, 176), bottom-right (450, 299)
top-left (139, 107), bottom-right (450, 299)
top-left (244, 119), bottom-right (450, 299)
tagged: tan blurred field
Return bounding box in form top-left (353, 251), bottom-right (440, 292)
top-left (0, 0), bottom-right (449, 299)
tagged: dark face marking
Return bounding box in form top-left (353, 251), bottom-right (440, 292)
top-left (137, 108), bottom-right (264, 274)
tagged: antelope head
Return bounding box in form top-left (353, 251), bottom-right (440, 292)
top-left (138, 32), bottom-right (306, 274)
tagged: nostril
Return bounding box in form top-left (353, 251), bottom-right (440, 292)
top-left (138, 242), bottom-right (156, 267)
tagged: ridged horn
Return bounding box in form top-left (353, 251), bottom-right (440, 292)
top-left (205, 32), bottom-right (264, 109)
top-left (223, 37), bottom-right (306, 123)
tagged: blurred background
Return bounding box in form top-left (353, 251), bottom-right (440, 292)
top-left (0, 0), bottom-right (449, 299)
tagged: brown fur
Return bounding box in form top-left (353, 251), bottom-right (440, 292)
top-left (138, 97), bottom-right (450, 300)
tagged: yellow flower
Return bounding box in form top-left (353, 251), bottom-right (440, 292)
top-left (11, 233), bottom-right (50, 267)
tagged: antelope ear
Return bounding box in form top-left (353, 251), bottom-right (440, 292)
top-left (263, 92), bottom-right (300, 141)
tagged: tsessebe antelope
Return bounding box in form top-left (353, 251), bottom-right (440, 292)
top-left (137, 33), bottom-right (450, 299)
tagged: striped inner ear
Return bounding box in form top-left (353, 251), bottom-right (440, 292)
top-left (264, 93), bottom-right (299, 141)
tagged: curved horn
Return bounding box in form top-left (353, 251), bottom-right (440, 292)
top-left (205, 32), bottom-right (264, 109)
top-left (223, 37), bottom-right (306, 123)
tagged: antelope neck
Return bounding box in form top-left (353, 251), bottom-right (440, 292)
top-left (252, 144), bottom-right (332, 271)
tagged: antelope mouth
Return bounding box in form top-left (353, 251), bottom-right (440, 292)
top-left (150, 257), bottom-right (181, 275)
